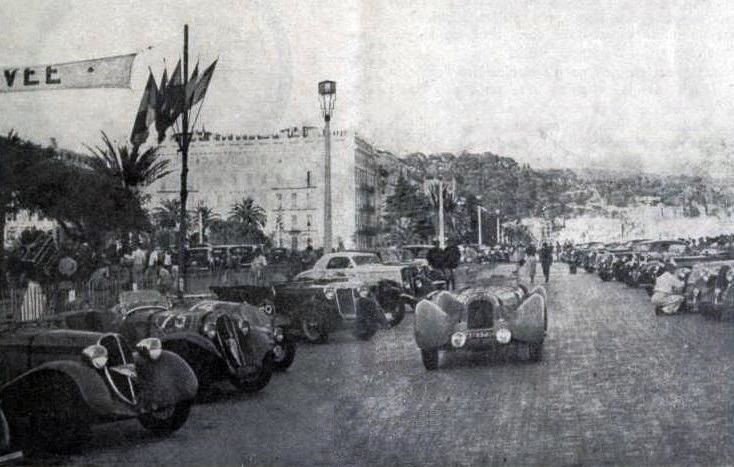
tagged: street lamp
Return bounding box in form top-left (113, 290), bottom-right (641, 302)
top-left (318, 80), bottom-right (336, 254)
top-left (476, 196), bottom-right (487, 246)
top-left (495, 209), bottom-right (501, 245)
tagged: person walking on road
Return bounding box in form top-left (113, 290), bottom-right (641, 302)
top-left (540, 242), bottom-right (554, 283)
top-left (444, 240), bottom-right (461, 291)
top-left (525, 243), bottom-right (538, 284)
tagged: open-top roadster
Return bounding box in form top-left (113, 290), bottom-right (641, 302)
top-left (0, 323), bottom-right (197, 453)
top-left (48, 290), bottom-right (282, 392)
top-left (414, 264), bottom-right (547, 370)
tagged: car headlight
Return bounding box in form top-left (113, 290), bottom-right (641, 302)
top-left (202, 321), bottom-right (217, 339)
top-left (82, 344), bottom-right (108, 369)
top-left (450, 332), bottom-right (467, 348)
top-left (136, 337), bottom-right (162, 360)
top-left (259, 303), bottom-right (274, 315)
top-left (693, 288), bottom-right (700, 297)
top-left (174, 315), bottom-right (187, 329)
top-left (702, 274), bottom-right (710, 283)
top-left (324, 287), bottom-right (336, 300)
top-left (274, 326), bottom-right (285, 342)
top-left (239, 318), bottom-right (250, 335)
top-left (727, 270), bottom-right (734, 282)
top-left (403, 281), bottom-right (411, 289)
top-left (496, 328), bottom-right (512, 344)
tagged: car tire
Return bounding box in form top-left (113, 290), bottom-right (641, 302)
top-left (387, 301), bottom-right (406, 327)
top-left (421, 349), bottom-right (439, 370)
top-left (230, 364), bottom-right (273, 393)
top-left (528, 342), bottom-right (543, 362)
top-left (271, 337), bottom-right (297, 372)
top-left (654, 306), bottom-right (662, 316)
top-left (301, 310), bottom-right (329, 344)
top-left (139, 401), bottom-right (191, 435)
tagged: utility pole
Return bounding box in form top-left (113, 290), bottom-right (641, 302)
top-left (177, 24), bottom-right (190, 298)
top-left (438, 178), bottom-right (445, 249)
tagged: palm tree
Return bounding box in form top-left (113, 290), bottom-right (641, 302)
top-left (189, 201), bottom-right (220, 243)
top-left (85, 132), bottom-right (170, 193)
top-left (153, 199), bottom-right (185, 230)
top-left (229, 197), bottom-right (267, 232)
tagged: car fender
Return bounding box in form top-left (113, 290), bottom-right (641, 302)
top-left (0, 361), bottom-right (134, 419)
top-left (414, 299), bottom-right (453, 350)
top-left (509, 293), bottom-right (545, 344)
top-left (243, 328), bottom-right (276, 364)
top-left (135, 350), bottom-right (198, 409)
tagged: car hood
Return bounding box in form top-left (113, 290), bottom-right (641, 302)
top-left (0, 327), bottom-right (104, 353)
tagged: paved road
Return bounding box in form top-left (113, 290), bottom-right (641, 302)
top-left (54, 263), bottom-right (733, 466)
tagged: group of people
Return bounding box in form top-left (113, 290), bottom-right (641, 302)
top-left (426, 240), bottom-right (462, 290)
top-left (514, 242), bottom-right (555, 284)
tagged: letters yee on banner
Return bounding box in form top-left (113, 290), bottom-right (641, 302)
top-left (0, 53), bottom-right (136, 92)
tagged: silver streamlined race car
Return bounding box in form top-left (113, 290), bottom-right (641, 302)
top-left (413, 264), bottom-right (548, 370)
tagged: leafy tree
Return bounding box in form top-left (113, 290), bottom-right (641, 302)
top-left (84, 132), bottom-right (170, 193)
top-left (229, 197), bottom-right (267, 232)
top-left (382, 174), bottom-right (434, 243)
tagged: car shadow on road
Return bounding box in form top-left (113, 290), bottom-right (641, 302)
top-left (438, 345), bottom-right (538, 370)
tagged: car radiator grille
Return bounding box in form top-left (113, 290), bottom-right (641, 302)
top-left (336, 288), bottom-right (357, 315)
top-left (100, 334), bottom-right (137, 405)
top-left (215, 315), bottom-right (248, 368)
top-left (467, 299), bottom-right (494, 329)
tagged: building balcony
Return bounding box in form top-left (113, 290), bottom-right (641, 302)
top-left (358, 183), bottom-right (376, 194)
top-left (358, 205), bottom-right (376, 214)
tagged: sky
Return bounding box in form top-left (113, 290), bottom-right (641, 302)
top-left (3, 0), bottom-right (734, 175)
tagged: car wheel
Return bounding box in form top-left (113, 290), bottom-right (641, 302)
top-left (387, 301), bottom-right (406, 327)
top-left (301, 310), bottom-right (329, 344)
top-left (270, 337), bottom-right (297, 372)
top-left (421, 349), bottom-right (439, 370)
top-left (230, 364), bottom-right (273, 393)
top-left (645, 287), bottom-right (654, 297)
top-left (30, 410), bottom-right (91, 454)
top-left (528, 342), bottom-right (543, 362)
top-left (654, 306), bottom-right (662, 316)
top-left (139, 401), bottom-right (191, 435)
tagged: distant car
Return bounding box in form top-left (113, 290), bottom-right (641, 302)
top-left (683, 261), bottom-right (734, 316)
top-left (48, 290), bottom-right (283, 391)
top-left (0, 324), bottom-right (197, 453)
top-left (185, 246), bottom-right (213, 271)
top-left (414, 264), bottom-right (547, 370)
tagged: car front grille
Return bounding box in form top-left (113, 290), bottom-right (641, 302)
top-left (99, 334), bottom-right (137, 405)
top-left (336, 288), bottom-right (357, 315)
top-left (467, 299), bottom-right (494, 329)
top-left (214, 315), bottom-right (248, 368)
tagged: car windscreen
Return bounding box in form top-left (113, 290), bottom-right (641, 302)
top-left (353, 255), bottom-right (380, 265)
top-left (186, 250), bottom-right (209, 263)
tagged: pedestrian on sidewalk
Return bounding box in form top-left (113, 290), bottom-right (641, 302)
top-left (525, 243), bottom-right (538, 284)
top-left (540, 242), bottom-right (554, 283)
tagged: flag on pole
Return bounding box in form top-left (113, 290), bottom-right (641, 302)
top-left (0, 53), bottom-right (136, 92)
top-left (130, 72), bottom-right (158, 147)
top-left (185, 61), bottom-right (199, 104)
top-left (189, 59), bottom-right (217, 106)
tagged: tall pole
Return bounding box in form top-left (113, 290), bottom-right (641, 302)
top-left (477, 205), bottom-right (483, 246)
top-left (495, 210), bottom-right (500, 246)
top-left (323, 116), bottom-right (332, 254)
top-left (177, 24), bottom-right (190, 298)
top-left (198, 209), bottom-right (204, 244)
top-left (438, 179), bottom-right (445, 249)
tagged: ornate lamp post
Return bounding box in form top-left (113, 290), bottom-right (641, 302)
top-left (318, 80), bottom-right (336, 253)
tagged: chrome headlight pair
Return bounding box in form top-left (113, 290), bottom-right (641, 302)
top-left (238, 318), bottom-right (250, 335)
top-left (324, 287), bottom-right (336, 300)
top-left (82, 337), bottom-right (162, 369)
top-left (202, 321), bottom-right (217, 339)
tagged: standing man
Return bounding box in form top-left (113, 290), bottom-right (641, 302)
top-left (525, 243), bottom-right (538, 284)
top-left (540, 242), bottom-right (554, 284)
top-left (444, 239), bottom-right (461, 291)
top-left (131, 244), bottom-right (147, 291)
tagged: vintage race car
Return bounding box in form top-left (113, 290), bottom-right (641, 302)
top-left (0, 324), bottom-right (197, 453)
top-left (48, 291), bottom-right (283, 392)
top-left (214, 263), bottom-right (442, 343)
top-left (414, 264), bottom-right (547, 370)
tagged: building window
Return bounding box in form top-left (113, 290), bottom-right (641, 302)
top-left (276, 193), bottom-right (283, 210)
top-left (306, 171), bottom-right (312, 187)
top-left (306, 192), bottom-right (311, 209)
top-left (291, 214), bottom-right (298, 229)
top-left (291, 193), bottom-right (298, 209)
top-left (306, 214), bottom-right (312, 228)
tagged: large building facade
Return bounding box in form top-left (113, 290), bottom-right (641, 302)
top-left (148, 127), bottom-right (405, 250)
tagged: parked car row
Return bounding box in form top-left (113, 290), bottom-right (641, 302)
top-left (568, 239), bottom-right (734, 320)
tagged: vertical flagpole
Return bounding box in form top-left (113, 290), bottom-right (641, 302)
top-left (177, 24), bottom-right (190, 298)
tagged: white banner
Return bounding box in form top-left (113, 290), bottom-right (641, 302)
top-left (0, 53), bottom-right (136, 93)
